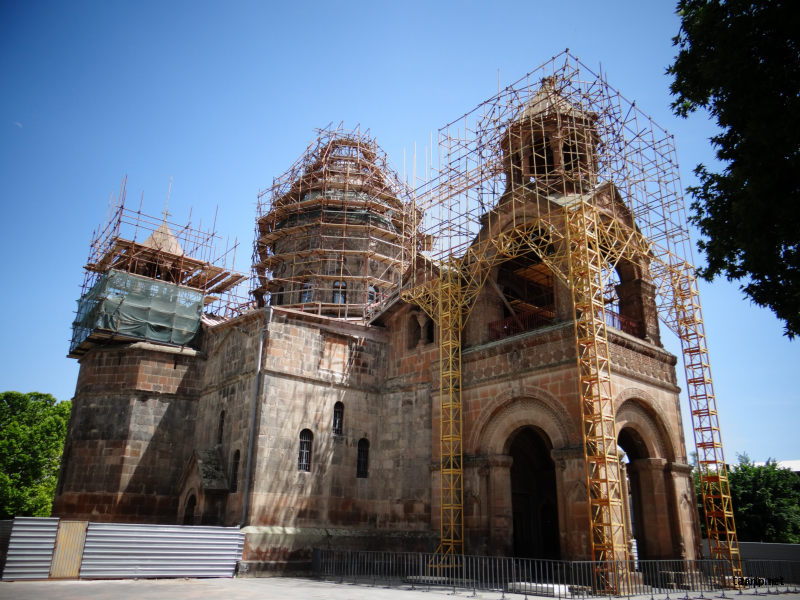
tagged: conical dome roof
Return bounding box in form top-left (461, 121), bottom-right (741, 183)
top-left (517, 76), bottom-right (594, 121)
top-left (141, 222), bottom-right (184, 256)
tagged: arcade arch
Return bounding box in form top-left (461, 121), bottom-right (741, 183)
top-left (616, 397), bottom-right (678, 560)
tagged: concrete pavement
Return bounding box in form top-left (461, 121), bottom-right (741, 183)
top-left (2, 578), bottom-right (800, 600)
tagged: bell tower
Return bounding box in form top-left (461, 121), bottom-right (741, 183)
top-left (502, 76), bottom-right (599, 194)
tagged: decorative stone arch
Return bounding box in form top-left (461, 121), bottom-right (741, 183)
top-left (180, 487), bottom-right (199, 525)
top-left (615, 389), bottom-right (682, 559)
top-left (472, 388), bottom-right (575, 456)
top-left (615, 389), bottom-right (675, 462)
top-left (467, 389), bottom-right (575, 558)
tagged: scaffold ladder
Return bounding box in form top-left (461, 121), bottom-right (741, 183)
top-left (671, 262), bottom-right (742, 575)
top-left (567, 201), bottom-right (628, 590)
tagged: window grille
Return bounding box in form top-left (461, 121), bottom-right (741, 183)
top-left (333, 281), bottom-right (347, 304)
top-left (300, 282), bottom-right (313, 303)
top-left (333, 402), bottom-right (344, 436)
top-left (298, 429), bottom-right (313, 471)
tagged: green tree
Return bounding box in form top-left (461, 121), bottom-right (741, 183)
top-left (667, 0), bottom-right (800, 338)
top-left (728, 454), bottom-right (800, 543)
top-left (0, 392), bottom-right (71, 519)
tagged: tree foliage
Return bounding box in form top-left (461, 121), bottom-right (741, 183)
top-left (0, 392), bottom-right (71, 519)
top-left (668, 0), bottom-right (800, 337)
top-left (728, 454), bottom-right (800, 543)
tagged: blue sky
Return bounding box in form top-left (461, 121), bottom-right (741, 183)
top-left (1, 0), bottom-right (797, 462)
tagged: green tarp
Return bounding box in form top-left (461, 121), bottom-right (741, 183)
top-left (71, 270), bottom-right (203, 353)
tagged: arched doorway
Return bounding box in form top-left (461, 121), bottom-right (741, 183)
top-left (509, 427), bottom-right (559, 559)
top-left (618, 427), bottom-right (648, 560)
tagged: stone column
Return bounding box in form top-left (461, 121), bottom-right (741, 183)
top-left (667, 461), bottom-right (699, 559)
top-left (551, 446), bottom-right (590, 559)
top-left (463, 455), bottom-right (490, 555)
top-left (619, 459), bottom-right (635, 560)
top-left (553, 278), bottom-right (573, 322)
top-left (486, 454), bottom-right (513, 556)
top-left (415, 312), bottom-right (428, 348)
top-left (615, 279), bottom-right (660, 344)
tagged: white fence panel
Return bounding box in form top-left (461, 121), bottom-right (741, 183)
top-left (79, 522), bottom-right (244, 579)
top-left (1, 517), bottom-right (59, 580)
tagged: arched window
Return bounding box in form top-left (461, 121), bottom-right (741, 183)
top-left (183, 494), bottom-right (197, 525)
top-left (332, 281), bottom-right (347, 304)
top-left (368, 285), bottom-right (378, 303)
top-left (298, 429), bottom-right (313, 471)
top-left (528, 133), bottom-right (555, 180)
top-left (300, 282), bottom-right (313, 303)
top-left (230, 449), bottom-right (240, 493)
top-left (217, 410), bottom-right (225, 446)
top-left (333, 401), bottom-right (344, 436)
top-left (356, 438), bottom-right (369, 478)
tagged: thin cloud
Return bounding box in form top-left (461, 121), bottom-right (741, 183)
top-left (13, 121), bottom-right (23, 129)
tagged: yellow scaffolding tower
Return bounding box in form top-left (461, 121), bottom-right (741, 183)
top-left (400, 51), bottom-right (741, 583)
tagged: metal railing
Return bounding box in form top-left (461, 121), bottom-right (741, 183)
top-left (604, 308), bottom-right (643, 338)
top-left (314, 549), bottom-right (800, 597)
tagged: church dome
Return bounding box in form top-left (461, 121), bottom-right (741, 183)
top-left (253, 129), bottom-right (414, 319)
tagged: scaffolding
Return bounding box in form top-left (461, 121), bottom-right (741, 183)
top-left (253, 125), bottom-right (417, 321)
top-left (69, 177), bottom-right (248, 357)
top-left (400, 51), bottom-right (740, 585)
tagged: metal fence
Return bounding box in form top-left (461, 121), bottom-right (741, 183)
top-left (0, 518), bottom-right (244, 580)
top-left (79, 522), bottom-right (244, 579)
top-left (0, 520), bottom-right (12, 575)
top-left (1, 517), bottom-right (60, 581)
top-left (314, 549), bottom-right (800, 597)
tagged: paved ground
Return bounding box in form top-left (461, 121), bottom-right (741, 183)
top-left (2, 578), bottom-right (800, 600)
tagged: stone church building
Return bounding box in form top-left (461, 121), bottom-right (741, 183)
top-left (54, 72), bottom-right (701, 573)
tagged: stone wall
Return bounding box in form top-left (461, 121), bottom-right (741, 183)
top-left (209, 308), bottom-right (436, 573)
top-left (53, 342), bottom-right (201, 522)
top-left (54, 288), bottom-right (699, 565)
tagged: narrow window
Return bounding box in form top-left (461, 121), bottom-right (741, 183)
top-left (368, 285), bottom-right (377, 303)
top-left (230, 449), bottom-right (240, 493)
top-left (356, 438), bottom-right (370, 478)
top-left (298, 429), bottom-right (313, 471)
top-left (300, 282), bottom-right (313, 303)
top-left (333, 401), bottom-right (344, 436)
top-left (333, 281), bottom-right (347, 304)
top-left (217, 410), bottom-right (225, 446)
top-left (528, 133), bottom-right (555, 180)
top-left (183, 494), bottom-right (197, 525)
top-left (272, 287), bottom-right (284, 306)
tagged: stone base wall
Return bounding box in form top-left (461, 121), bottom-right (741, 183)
top-left (52, 491), bottom-right (178, 523)
top-left (238, 526), bottom-right (437, 576)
